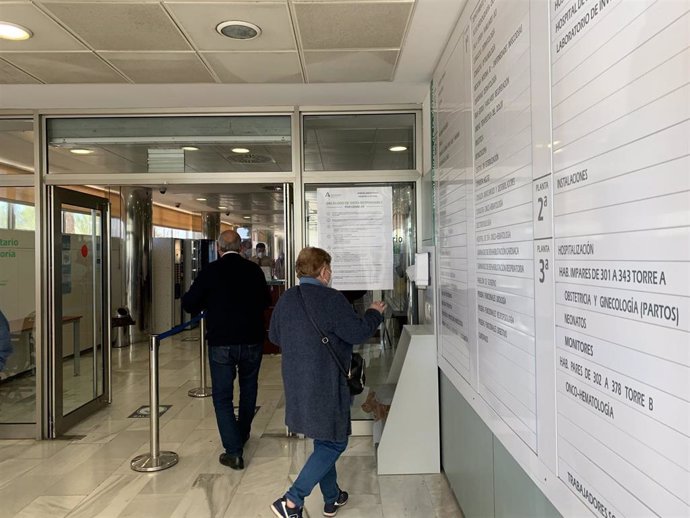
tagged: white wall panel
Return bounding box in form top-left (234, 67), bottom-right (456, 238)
top-left (433, 0), bottom-right (690, 515)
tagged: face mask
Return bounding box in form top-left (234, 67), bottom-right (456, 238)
top-left (257, 252), bottom-right (265, 258)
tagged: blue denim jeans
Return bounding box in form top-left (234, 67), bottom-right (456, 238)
top-left (208, 343), bottom-right (263, 457)
top-left (286, 438), bottom-right (348, 507)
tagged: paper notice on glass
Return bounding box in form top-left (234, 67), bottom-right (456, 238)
top-left (317, 187), bottom-right (393, 291)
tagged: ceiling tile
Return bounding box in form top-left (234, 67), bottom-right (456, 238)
top-left (101, 52), bottom-right (215, 83)
top-left (0, 3), bottom-right (86, 51)
top-left (167, 2), bottom-right (296, 51)
top-left (295, 2), bottom-right (412, 50)
top-left (0, 52), bottom-right (126, 83)
top-left (42, 3), bottom-right (191, 51)
top-left (0, 58), bottom-right (41, 83)
top-left (203, 52), bottom-right (302, 83)
top-left (304, 50), bottom-right (396, 82)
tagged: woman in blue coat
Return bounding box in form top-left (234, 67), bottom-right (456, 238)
top-left (269, 247), bottom-right (385, 518)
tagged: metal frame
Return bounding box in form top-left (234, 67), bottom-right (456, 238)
top-left (0, 104), bottom-right (417, 117)
top-left (49, 186), bottom-right (110, 437)
top-left (0, 105), bottom-right (423, 439)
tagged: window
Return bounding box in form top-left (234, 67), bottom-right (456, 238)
top-left (153, 226), bottom-right (200, 239)
top-left (0, 201), bottom-right (8, 229)
top-left (303, 113), bottom-right (415, 171)
top-left (0, 187), bottom-right (36, 425)
top-left (47, 116), bottom-right (292, 174)
top-left (0, 119), bottom-right (34, 175)
top-left (12, 204), bottom-right (35, 231)
top-left (62, 211), bottom-right (93, 236)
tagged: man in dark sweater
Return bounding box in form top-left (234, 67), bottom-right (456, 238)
top-left (182, 230), bottom-right (270, 470)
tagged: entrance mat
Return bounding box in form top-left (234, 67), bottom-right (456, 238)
top-left (129, 404), bottom-right (172, 418)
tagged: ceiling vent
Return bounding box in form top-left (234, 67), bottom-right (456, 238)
top-left (148, 148), bottom-right (184, 173)
top-left (227, 153), bottom-right (274, 164)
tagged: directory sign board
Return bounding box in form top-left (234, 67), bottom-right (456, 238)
top-left (433, 0), bottom-right (690, 515)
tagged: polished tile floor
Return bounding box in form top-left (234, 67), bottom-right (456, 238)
top-left (0, 330), bottom-right (463, 517)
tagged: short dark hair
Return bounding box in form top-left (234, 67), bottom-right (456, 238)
top-left (256, 242), bottom-right (266, 250)
top-left (295, 247), bottom-right (331, 278)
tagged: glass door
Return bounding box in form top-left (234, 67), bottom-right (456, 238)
top-left (49, 187), bottom-right (110, 436)
top-left (303, 182), bottom-right (417, 428)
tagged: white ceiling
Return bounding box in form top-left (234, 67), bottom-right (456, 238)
top-left (0, 0), bottom-right (465, 88)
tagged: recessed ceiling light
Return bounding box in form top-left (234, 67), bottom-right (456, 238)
top-left (0, 22), bottom-right (32, 41)
top-left (182, 146), bottom-right (199, 151)
top-left (216, 21), bottom-right (262, 40)
top-left (196, 197), bottom-right (207, 201)
top-left (389, 145), bottom-right (407, 152)
top-left (232, 147), bottom-right (250, 154)
top-left (243, 216), bottom-right (251, 220)
top-left (70, 148), bottom-right (94, 155)
top-left (218, 206), bottom-right (227, 210)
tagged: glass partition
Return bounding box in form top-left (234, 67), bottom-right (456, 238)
top-left (47, 115), bottom-right (292, 174)
top-left (0, 187), bottom-right (36, 425)
top-left (0, 119), bottom-right (34, 175)
top-left (303, 113), bottom-right (415, 171)
top-left (304, 182), bottom-right (416, 421)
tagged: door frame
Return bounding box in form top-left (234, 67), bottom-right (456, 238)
top-left (48, 186), bottom-right (111, 437)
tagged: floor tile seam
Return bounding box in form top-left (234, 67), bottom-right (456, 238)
top-left (12, 495), bottom-right (86, 516)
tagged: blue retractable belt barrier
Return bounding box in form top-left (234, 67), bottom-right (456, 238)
top-left (158, 312), bottom-right (204, 341)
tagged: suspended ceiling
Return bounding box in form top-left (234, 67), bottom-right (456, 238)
top-left (0, 0), bottom-right (432, 84)
top-left (147, 183), bottom-right (285, 230)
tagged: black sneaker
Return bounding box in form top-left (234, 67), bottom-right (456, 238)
top-left (218, 453), bottom-right (244, 470)
top-left (271, 498), bottom-right (303, 518)
top-left (323, 490), bottom-right (348, 517)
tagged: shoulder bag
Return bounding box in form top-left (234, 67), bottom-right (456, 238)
top-left (297, 287), bottom-right (366, 395)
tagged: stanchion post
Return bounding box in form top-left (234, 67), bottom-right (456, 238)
top-left (188, 317), bottom-right (212, 398)
top-left (131, 334), bottom-right (179, 472)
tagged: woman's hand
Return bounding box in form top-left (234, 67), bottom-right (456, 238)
top-left (368, 301), bottom-right (386, 314)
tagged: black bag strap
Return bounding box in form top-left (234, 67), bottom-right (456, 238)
top-left (296, 286), bottom-right (350, 379)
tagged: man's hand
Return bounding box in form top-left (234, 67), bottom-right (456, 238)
top-left (368, 301), bottom-right (386, 314)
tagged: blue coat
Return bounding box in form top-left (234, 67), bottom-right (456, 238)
top-left (269, 282), bottom-right (383, 442)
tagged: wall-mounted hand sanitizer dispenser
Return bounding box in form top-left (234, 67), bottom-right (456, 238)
top-left (406, 252), bottom-right (430, 288)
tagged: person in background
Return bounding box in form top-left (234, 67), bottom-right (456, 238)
top-left (240, 239), bottom-right (253, 260)
top-left (0, 309), bottom-right (12, 379)
top-left (182, 230), bottom-right (271, 471)
top-left (273, 251), bottom-right (286, 280)
top-left (269, 247), bottom-right (385, 518)
top-left (250, 242), bottom-right (274, 268)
